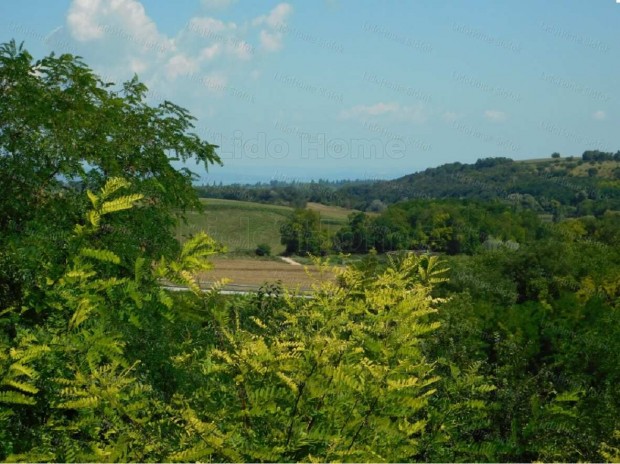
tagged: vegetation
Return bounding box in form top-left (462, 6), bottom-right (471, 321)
top-left (178, 198), bottom-right (349, 255)
top-left (276, 199), bottom-right (541, 256)
top-left (0, 39), bottom-right (221, 314)
top-left (254, 243), bottom-right (272, 256)
top-left (279, 209), bottom-right (329, 256)
top-left (178, 198), bottom-right (294, 254)
top-left (332, 199), bottom-right (542, 255)
top-left (198, 155), bottom-right (620, 216)
top-left (1, 42), bottom-right (620, 462)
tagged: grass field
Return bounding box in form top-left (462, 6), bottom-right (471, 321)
top-left (306, 202), bottom-right (356, 224)
top-left (177, 198), bottom-right (356, 254)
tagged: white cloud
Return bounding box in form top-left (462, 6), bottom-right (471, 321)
top-left (187, 17), bottom-right (235, 38)
top-left (442, 111), bottom-right (459, 122)
top-left (57, 0), bottom-right (177, 93)
top-left (129, 58), bottom-right (148, 73)
top-left (66, 0), bottom-right (104, 41)
top-left (593, 110), bottom-right (606, 120)
top-left (259, 30), bottom-right (284, 52)
top-left (399, 104), bottom-right (427, 123)
top-left (166, 54), bottom-right (198, 79)
top-left (252, 3), bottom-right (292, 28)
top-left (228, 40), bottom-right (253, 60)
top-left (268, 3), bottom-right (293, 26)
top-left (56, 0), bottom-right (289, 119)
top-left (186, 17), bottom-right (256, 59)
top-left (199, 44), bottom-right (221, 61)
top-left (484, 110), bottom-right (507, 122)
top-left (340, 102), bottom-right (426, 123)
top-left (64, 0), bottom-right (292, 72)
top-left (252, 3), bottom-right (292, 52)
top-left (341, 102), bottom-right (399, 118)
top-left (67, 0), bottom-right (168, 52)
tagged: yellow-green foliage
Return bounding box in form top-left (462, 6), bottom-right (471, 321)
top-left (172, 253), bottom-right (447, 462)
top-left (0, 178), bottom-right (458, 462)
top-left (0, 179), bottom-right (222, 461)
top-left (155, 232), bottom-right (224, 295)
top-left (601, 430), bottom-right (620, 462)
top-left (2, 177), bottom-right (618, 462)
top-left (0, 333), bottom-right (49, 406)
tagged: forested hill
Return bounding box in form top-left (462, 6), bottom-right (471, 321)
top-left (197, 151), bottom-right (620, 217)
top-left (339, 153), bottom-right (620, 214)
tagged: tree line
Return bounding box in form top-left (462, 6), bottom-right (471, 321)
top-left (280, 199), bottom-right (544, 256)
top-left (197, 153), bottom-right (620, 216)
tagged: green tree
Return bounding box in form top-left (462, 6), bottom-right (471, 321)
top-left (280, 209), bottom-right (328, 255)
top-left (175, 254), bottom-right (452, 461)
top-left (333, 211), bottom-right (372, 253)
top-left (0, 178), bottom-right (222, 461)
top-left (0, 40), bottom-right (221, 309)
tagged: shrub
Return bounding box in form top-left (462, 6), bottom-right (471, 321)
top-left (255, 243), bottom-right (271, 256)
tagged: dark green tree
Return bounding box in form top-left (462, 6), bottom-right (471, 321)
top-left (333, 211), bottom-right (372, 253)
top-left (0, 40), bottom-right (221, 300)
top-left (279, 209), bottom-right (328, 255)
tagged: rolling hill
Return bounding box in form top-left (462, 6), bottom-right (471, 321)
top-left (337, 155), bottom-right (620, 215)
top-left (177, 198), bottom-right (358, 254)
top-left (195, 153), bottom-right (620, 219)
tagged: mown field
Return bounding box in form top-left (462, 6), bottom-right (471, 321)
top-left (195, 257), bottom-right (335, 292)
top-left (177, 198), bottom-right (355, 254)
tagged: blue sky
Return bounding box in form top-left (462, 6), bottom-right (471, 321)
top-left (1, 0), bottom-right (618, 183)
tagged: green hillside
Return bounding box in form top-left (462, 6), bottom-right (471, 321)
top-left (177, 198), bottom-right (353, 254)
top-left (196, 154), bottom-right (620, 218)
top-left (338, 155), bottom-right (620, 216)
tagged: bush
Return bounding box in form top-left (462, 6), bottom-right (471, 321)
top-left (255, 243), bottom-right (271, 256)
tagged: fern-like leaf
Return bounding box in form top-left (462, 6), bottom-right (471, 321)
top-left (56, 396), bottom-right (101, 409)
top-left (80, 247), bottom-right (121, 264)
top-left (99, 177), bottom-right (131, 200)
top-left (0, 390), bottom-right (36, 405)
top-left (2, 379), bottom-right (39, 394)
top-left (100, 193), bottom-right (144, 215)
top-left (86, 189), bottom-right (99, 207)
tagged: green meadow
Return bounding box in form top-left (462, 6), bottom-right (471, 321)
top-left (177, 198), bottom-right (353, 254)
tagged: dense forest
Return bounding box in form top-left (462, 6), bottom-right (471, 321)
top-left (1, 41), bottom-right (620, 462)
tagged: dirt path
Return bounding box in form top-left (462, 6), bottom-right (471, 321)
top-left (280, 256), bottom-right (302, 266)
